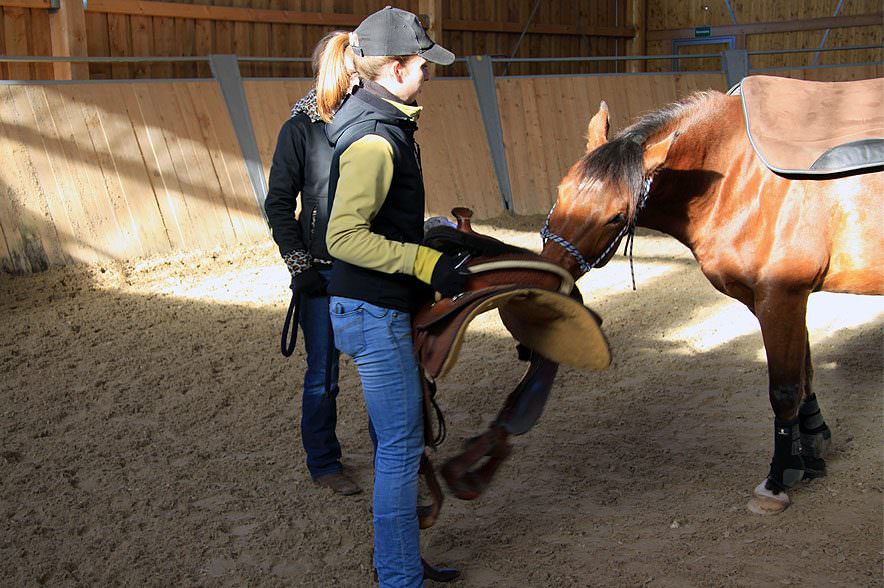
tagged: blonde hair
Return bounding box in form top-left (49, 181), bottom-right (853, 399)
top-left (315, 31), bottom-right (409, 122)
top-left (312, 31), bottom-right (347, 78)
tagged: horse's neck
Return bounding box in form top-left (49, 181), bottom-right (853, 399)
top-left (639, 95), bottom-right (746, 249)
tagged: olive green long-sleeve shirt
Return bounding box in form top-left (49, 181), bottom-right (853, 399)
top-left (325, 100), bottom-right (441, 283)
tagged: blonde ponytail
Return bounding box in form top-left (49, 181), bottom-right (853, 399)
top-left (315, 31), bottom-right (416, 122)
top-left (315, 32), bottom-right (354, 123)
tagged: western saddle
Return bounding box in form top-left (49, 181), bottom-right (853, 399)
top-left (413, 207), bottom-right (611, 528)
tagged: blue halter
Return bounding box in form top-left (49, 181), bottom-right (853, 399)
top-left (540, 177), bottom-right (653, 288)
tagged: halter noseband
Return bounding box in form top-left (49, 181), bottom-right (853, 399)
top-left (540, 177), bottom-right (653, 287)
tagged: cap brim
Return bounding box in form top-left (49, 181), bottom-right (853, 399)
top-left (419, 43), bottom-right (455, 66)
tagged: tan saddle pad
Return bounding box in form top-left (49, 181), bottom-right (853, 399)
top-left (731, 75), bottom-right (884, 175)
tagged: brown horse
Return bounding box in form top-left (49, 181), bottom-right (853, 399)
top-left (540, 90), bottom-right (883, 514)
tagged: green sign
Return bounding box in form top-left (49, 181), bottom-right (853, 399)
top-left (694, 26), bottom-right (711, 37)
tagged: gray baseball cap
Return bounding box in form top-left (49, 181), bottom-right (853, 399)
top-left (351, 6), bottom-right (455, 66)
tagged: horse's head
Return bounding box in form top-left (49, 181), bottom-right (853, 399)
top-left (541, 101), bottom-right (677, 278)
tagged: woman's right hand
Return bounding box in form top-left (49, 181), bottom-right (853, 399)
top-left (413, 246), bottom-right (470, 298)
top-left (429, 252), bottom-right (470, 298)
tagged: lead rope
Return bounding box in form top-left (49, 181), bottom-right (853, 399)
top-left (622, 177), bottom-right (653, 290)
top-left (280, 290), bottom-right (301, 357)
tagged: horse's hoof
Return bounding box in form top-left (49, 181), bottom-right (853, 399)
top-left (747, 480), bottom-right (790, 515)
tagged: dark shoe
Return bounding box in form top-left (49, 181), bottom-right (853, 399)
top-left (313, 471), bottom-right (361, 496)
top-left (422, 558), bottom-right (460, 583)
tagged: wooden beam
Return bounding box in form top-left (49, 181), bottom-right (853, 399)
top-left (0, 0), bottom-right (53, 8)
top-left (419, 0), bottom-right (442, 77)
top-left (648, 13), bottom-right (884, 41)
top-left (3, 7), bottom-right (32, 79)
top-left (442, 19), bottom-right (635, 38)
top-left (49, 0), bottom-right (89, 79)
top-left (87, 0), bottom-right (364, 27)
top-left (624, 0), bottom-right (647, 73)
top-left (85, 1), bottom-right (635, 38)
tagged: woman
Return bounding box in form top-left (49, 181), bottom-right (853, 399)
top-left (264, 32), bottom-right (362, 496)
top-left (317, 7), bottom-right (464, 587)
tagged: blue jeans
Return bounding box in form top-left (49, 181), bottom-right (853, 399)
top-left (297, 269), bottom-right (343, 479)
top-left (329, 296), bottom-right (424, 588)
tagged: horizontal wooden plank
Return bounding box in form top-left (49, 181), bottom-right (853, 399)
top-left (87, 0), bottom-right (364, 26)
top-left (649, 13), bottom-right (884, 41)
top-left (0, 0), bottom-right (53, 8)
top-left (443, 19), bottom-right (636, 38)
top-left (85, 1), bottom-right (635, 38)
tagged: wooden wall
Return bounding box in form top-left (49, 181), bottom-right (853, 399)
top-left (0, 5), bottom-right (54, 80)
top-left (1, 73), bottom-right (727, 272)
top-left (645, 0), bottom-right (882, 72)
top-left (3, 1), bottom-right (879, 80)
top-left (0, 76), bottom-right (505, 273)
top-left (2, 66), bottom-right (879, 272)
top-left (496, 72), bottom-right (728, 215)
top-left (440, 1), bottom-right (629, 77)
top-left (1, 0), bottom-right (633, 80)
top-left (0, 81), bottom-right (266, 273)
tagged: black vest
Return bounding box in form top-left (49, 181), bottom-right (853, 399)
top-left (325, 84), bottom-right (429, 312)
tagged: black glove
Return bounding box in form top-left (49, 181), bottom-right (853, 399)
top-left (291, 267), bottom-right (326, 298)
top-left (430, 252), bottom-right (470, 298)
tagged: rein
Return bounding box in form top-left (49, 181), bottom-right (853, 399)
top-left (540, 177), bottom-right (652, 290)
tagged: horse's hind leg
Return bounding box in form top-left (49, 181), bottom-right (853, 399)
top-left (748, 288), bottom-right (810, 514)
top-left (799, 333), bottom-right (832, 478)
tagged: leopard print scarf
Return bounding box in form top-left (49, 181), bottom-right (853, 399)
top-left (291, 89), bottom-right (322, 123)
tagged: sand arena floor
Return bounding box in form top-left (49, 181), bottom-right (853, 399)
top-left (2, 216), bottom-right (882, 587)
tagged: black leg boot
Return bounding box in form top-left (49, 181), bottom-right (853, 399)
top-left (765, 417), bottom-right (805, 493)
top-left (799, 394), bottom-right (831, 478)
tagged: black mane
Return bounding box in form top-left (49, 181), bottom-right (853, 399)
top-left (577, 92), bottom-right (713, 220)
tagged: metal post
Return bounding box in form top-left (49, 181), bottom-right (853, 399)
top-left (208, 54), bottom-right (269, 223)
top-left (466, 55), bottom-right (514, 212)
top-left (722, 48), bottom-right (749, 87)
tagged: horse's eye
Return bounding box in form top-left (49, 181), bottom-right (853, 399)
top-left (607, 213), bottom-right (625, 225)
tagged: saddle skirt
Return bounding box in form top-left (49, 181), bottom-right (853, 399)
top-left (413, 225), bottom-right (611, 380)
top-left (729, 75), bottom-right (884, 176)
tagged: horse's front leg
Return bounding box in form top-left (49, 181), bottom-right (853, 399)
top-left (749, 288), bottom-right (811, 514)
top-left (798, 333), bottom-right (832, 478)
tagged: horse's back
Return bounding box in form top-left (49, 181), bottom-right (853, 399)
top-left (728, 81), bottom-right (883, 295)
top-left (816, 170), bottom-right (884, 294)
top-left (687, 99), bottom-right (882, 298)
top-left (758, 169), bottom-right (883, 295)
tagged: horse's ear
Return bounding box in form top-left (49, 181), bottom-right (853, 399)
top-left (586, 101), bottom-right (609, 152)
top-left (643, 131), bottom-right (678, 176)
